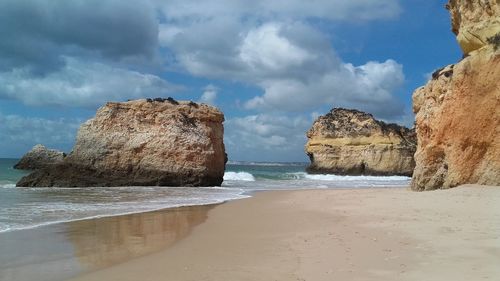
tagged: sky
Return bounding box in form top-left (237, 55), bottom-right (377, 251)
top-left (0, 0), bottom-right (462, 161)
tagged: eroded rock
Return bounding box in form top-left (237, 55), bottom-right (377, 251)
top-left (411, 0), bottom-right (500, 190)
top-left (412, 48), bottom-right (500, 190)
top-left (305, 108), bottom-right (416, 176)
top-left (14, 144), bottom-right (66, 170)
top-left (17, 99), bottom-right (226, 187)
top-left (446, 0), bottom-right (500, 54)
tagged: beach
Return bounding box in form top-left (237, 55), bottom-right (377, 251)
top-left (44, 184), bottom-right (498, 281)
top-left (1, 1), bottom-right (499, 281)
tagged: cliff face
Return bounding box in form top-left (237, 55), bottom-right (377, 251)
top-left (411, 0), bottom-right (500, 190)
top-left (14, 144), bottom-right (65, 170)
top-left (305, 108), bottom-right (416, 176)
top-left (446, 0), bottom-right (500, 54)
top-left (17, 99), bottom-right (226, 187)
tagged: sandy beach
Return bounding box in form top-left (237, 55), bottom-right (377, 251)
top-left (61, 185), bottom-right (500, 281)
top-left (2, 1), bottom-right (499, 281)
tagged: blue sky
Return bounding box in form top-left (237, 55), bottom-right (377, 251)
top-left (0, 0), bottom-right (461, 161)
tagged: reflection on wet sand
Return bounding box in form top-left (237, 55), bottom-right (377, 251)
top-left (0, 204), bottom-right (214, 281)
top-left (68, 204), bottom-right (214, 270)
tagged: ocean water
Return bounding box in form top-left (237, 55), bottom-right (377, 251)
top-left (0, 159), bottom-right (410, 233)
top-left (0, 159), bottom-right (29, 188)
top-left (224, 161), bottom-right (411, 190)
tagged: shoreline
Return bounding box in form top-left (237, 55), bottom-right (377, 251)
top-left (0, 204), bottom-right (218, 281)
top-left (1, 185), bottom-right (498, 281)
top-left (0, 185), bottom-right (250, 234)
top-left (67, 184), bottom-right (500, 281)
top-left (0, 184), bottom-right (408, 235)
top-left (0, 196), bottom-right (236, 235)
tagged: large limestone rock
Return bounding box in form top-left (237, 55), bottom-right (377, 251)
top-left (305, 108), bottom-right (416, 176)
top-left (411, 1), bottom-right (500, 191)
top-left (17, 99), bottom-right (226, 187)
top-left (446, 0), bottom-right (500, 54)
top-left (14, 144), bottom-right (66, 170)
top-left (412, 47), bottom-right (500, 190)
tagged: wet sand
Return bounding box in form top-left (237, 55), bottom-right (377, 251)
top-left (0, 204), bottom-right (215, 281)
top-left (64, 184), bottom-right (500, 281)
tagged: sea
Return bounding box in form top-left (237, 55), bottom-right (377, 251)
top-left (0, 158), bottom-right (411, 234)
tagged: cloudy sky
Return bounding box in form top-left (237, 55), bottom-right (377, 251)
top-left (0, 0), bottom-right (461, 161)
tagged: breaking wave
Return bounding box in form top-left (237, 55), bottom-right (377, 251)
top-left (223, 171), bottom-right (256, 181)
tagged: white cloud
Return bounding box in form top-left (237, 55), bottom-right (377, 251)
top-left (153, 0), bottom-right (408, 161)
top-left (0, 0), bottom-right (177, 110)
top-left (0, 0), bottom-right (409, 161)
top-left (245, 59), bottom-right (405, 117)
top-left (155, 0), bottom-right (401, 22)
top-left (239, 23), bottom-right (316, 72)
top-left (159, 26), bottom-right (184, 46)
top-left (164, 21), bottom-right (337, 82)
top-left (161, 17), bottom-right (407, 118)
top-left (225, 113), bottom-right (312, 161)
top-left (199, 84), bottom-right (218, 105)
top-left (0, 0), bottom-right (406, 113)
top-left (155, 1), bottom-right (407, 120)
top-left (0, 57), bottom-right (180, 108)
top-left (0, 112), bottom-right (82, 157)
top-left (0, 0), bottom-right (160, 73)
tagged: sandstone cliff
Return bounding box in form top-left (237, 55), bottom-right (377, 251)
top-left (305, 108), bottom-right (416, 176)
top-left (14, 144), bottom-right (65, 170)
top-left (411, 0), bottom-right (500, 190)
top-left (17, 99), bottom-right (226, 187)
top-left (446, 0), bottom-right (500, 54)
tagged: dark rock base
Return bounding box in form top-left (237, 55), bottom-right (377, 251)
top-left (16, 163), bottom-right (223, 187)
top-left (306, 165), bottom-right (413, 177)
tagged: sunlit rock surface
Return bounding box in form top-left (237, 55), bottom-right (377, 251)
top-left (411, 0), bottom-right (500, 190)
top-left (17, 99), bottom-right (226, 187)
top-left (305, 108), bottom-right (416, 176)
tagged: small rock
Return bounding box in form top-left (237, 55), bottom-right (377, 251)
top-left (14, 144), bottom-right (66, 170)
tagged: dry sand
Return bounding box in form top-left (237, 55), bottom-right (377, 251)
top-left (69, 185), bottom-right (500, 281)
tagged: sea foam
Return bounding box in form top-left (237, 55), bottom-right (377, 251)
top-left (301, 173), bottom-right (411, 181)
top-left (223, 171), bottom-right (256, 181)
top-left (0, 186), bottom-right (249, 234)
top-left (227, 161), bottom-right (306, 167)
top-left (0, 181), bottom-right (16, 188)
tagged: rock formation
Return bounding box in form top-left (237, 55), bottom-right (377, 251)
top-left (17, 99), bottom-right (226, 187)
top-left (446, 0), bottom-right (500, 54)
top-left (14, 144), bottom-right (66, 170)
top-left (411, 0), bottom-right (500, 190)
top-left (305, 108), bottom-right (416, 176)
